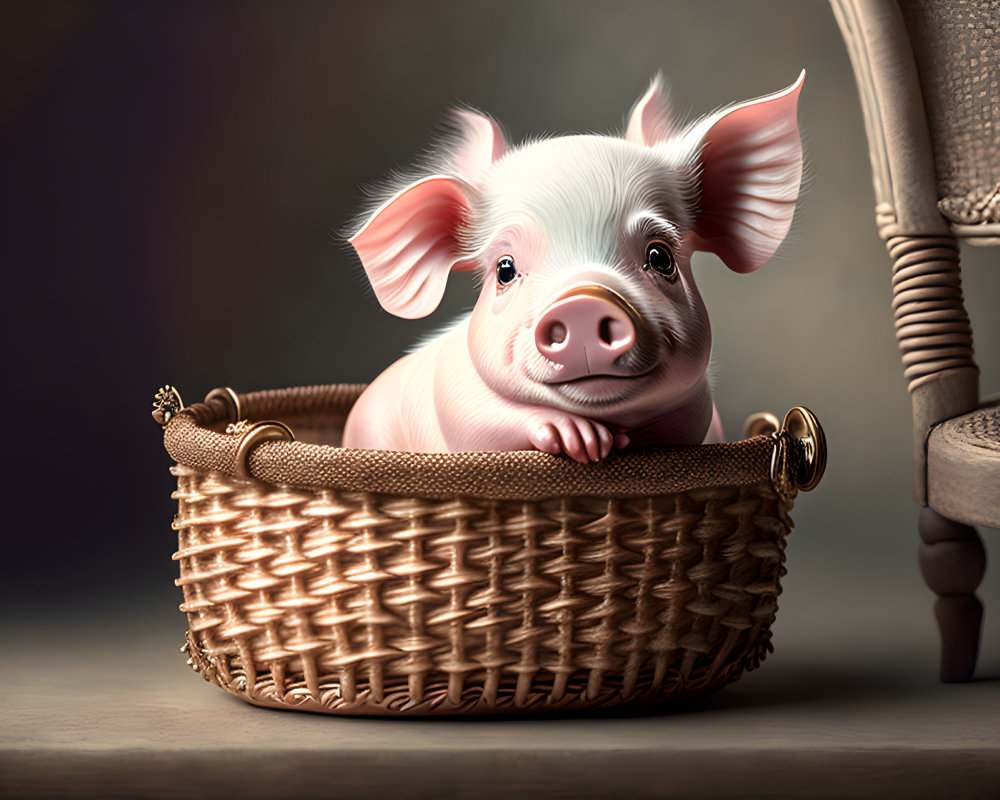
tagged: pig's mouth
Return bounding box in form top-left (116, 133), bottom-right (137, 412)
top-left (538, 347), bottom-right (660, 387)
top-left (521, 320), bottom-right (665, 405)
top-left (543, 366), bottom-right (657, 406)
top-left (547, 366), bottom-right (655, 385)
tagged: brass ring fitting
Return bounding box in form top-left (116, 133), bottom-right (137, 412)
top-left (771, 406), bottom-right (827, 497)
top-left (234, 420), bottom-right (295, 482)
top-left (205, 387), bottom-right (242, 424)
top-left (742, 412), bottom-right (780, 439)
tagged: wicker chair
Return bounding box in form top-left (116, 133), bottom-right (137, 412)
top-left (831, 0), bottom-right (998, 682)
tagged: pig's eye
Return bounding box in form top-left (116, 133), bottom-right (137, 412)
top-left (496, 255), bottom-right (518, 286)
top-left (644, 240), bottom-right (677, 280)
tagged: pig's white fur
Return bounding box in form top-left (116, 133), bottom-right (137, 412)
top-left (343, 74), bottom-right (803, 460)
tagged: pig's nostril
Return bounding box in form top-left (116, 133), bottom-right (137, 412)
top-left (541, 321), bottom-right (568, 349)
top-left (599, 316), bottom-right (632, 349)
top-left (599, 317), bottom-right (614, 346)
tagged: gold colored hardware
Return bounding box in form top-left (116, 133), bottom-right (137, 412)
top-left (770, 406), bottom-right (827, 499)
top-left (205, 386), bottom-right (242, 423)
top-left (742, 412), bottom-right (780, 439)
top-left (225, 419), bottom-right (253, 436)
top-left (152, 385), bottom-right (184, 426)
top-left (784, 406), bottom-right (826, 492)
top-left (770, 437), bottom-right (793, 502)
top-left (234, 420), bottom-right (295, 481)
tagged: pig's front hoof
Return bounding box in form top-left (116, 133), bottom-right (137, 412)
top-left (528, 414), bottom-right (619, 463)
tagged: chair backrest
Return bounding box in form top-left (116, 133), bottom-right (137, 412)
top-left (830, 0), bottom-right (998, 500)
top-left (901, 0), bottom-right (1000, 237)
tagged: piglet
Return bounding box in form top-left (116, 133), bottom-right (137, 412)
top-left (343, 73), bottom-right (804, 462)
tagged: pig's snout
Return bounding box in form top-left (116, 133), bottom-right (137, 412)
top-left (534, 285), bottom-right (640, 378)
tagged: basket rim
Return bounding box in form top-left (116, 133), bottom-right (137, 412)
top-left (162, 383), bottom-right (779, 500)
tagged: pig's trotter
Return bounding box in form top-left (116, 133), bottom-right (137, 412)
top-left (527, 413), bottom-right (616, 463)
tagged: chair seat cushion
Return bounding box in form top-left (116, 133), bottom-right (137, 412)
top-left (927, 402), bottom-right (1000, 528)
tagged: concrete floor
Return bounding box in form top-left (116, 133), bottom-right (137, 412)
top-left (3, 587), bottom-right (998, 800)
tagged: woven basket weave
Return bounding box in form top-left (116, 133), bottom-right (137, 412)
top-left (159, 384), bottom-right (824, 716)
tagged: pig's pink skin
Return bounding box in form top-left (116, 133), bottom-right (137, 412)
top-left (534, 290), bottom-right (636, 378)
top-left (342, 246), bottom-right (717, 462)
top-left (343, 73), bottom-right (804, 461)
top-left (344, 213), bottom-right (718, 461)
top-left (342, 324), bottom-right (718, 461)
top-left (343, 329), bottom-right (624, 462)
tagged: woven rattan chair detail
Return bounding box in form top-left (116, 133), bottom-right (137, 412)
top-left (831, 0), bottom-right (998, 681)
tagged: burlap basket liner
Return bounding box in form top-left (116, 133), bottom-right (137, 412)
top-left (163, 384), bottom-right (804, 716)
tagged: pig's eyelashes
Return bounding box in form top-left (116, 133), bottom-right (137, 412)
top-left (643, 240), bottom-right (677, 281)
top-left (496, 255), bottom-right (518, 286)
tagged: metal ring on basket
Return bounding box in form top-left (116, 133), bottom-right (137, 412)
top-left (742, 412), bottom-right (780, 439)
top-left (204, 386), bottom-right (242, 424)
top-left (770, 406), bottom-right (827, 500)
top-left (234, 420), bottom-right (295, 482)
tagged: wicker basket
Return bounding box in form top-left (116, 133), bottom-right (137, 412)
top-left (156, 384), bottom-right (826, 716)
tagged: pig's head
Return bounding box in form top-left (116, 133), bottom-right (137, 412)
top-left (350, 73), bottom-right (803, 433)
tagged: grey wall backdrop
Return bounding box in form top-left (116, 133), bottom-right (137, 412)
top-left (2, 1), bottom-right (996, 669)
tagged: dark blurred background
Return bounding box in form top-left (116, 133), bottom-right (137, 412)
top-left (1, 1), bottom-right (996, 669)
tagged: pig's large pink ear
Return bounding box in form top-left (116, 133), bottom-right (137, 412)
top-left (690, 71), bottom-right (805, 274)
top-left (349, 176), bottom-right (477, 319)
top-left (626, 74), bottom-right (674, 146)
top-left (448, 108), bottom-right (507, 187)
top-left (350, 109), bottom-right (506, 319)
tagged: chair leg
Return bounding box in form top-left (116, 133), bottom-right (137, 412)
top-left (917, 507), bottom-right (986, 682)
